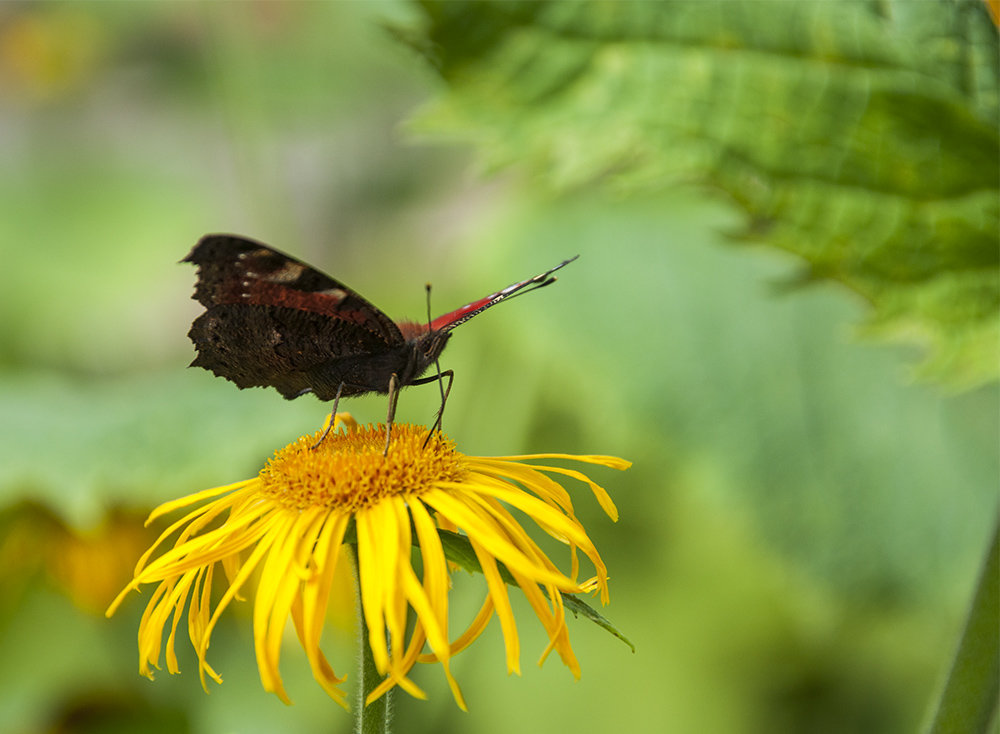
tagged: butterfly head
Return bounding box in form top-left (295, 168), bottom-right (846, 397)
top-left (396, 323), bottom-right (452, 379)
top-left (400, 322), bottom-right (450, 357)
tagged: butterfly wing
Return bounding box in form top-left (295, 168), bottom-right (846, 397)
top-left (183, 234), bottom-right (406, 400)
top-left (184, 234), bottom-right (403, 343)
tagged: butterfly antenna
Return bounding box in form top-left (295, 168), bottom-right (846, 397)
top-left (426, 282), bottom-right (448, 437)
top-left (425, 282), bottom-right (434, 333)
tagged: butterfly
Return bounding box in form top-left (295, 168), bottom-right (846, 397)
top-left (183, 234), bottom-right (576, 448)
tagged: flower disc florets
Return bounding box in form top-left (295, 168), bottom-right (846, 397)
top-left (259, 424), bottom-right (467, 512)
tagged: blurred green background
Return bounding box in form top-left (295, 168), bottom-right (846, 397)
top-left (0, 2), bottom-right (996, 733)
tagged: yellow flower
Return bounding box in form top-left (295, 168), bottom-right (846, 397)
top-left (107, 414), bottom-right (628, 710)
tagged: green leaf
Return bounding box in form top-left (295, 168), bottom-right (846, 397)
top-left (399, 0), bottom-right (999, 387)
top-left (562, 592), bottom-right (636, 654)
top-left (438, 529), bottom-right (634, 650)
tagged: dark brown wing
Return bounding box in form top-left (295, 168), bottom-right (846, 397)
top-left (183, 234), bottom-right (407, 400)
top-left (188, 304), bottom-right (404, 400)
top-left (182, 234), bottom-right (403, 345)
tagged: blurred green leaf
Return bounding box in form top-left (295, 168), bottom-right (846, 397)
top-left (399, 0), bottom-right (999, 387)
top-left (925, 521), bottom-right (1000, 734)
top-left (0, 371), bottom-right (327, 527)
top-left (484, 190), bottom-right (998, 603)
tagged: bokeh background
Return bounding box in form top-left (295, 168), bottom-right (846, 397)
top-left (0, 3), bottom-right (996, 733)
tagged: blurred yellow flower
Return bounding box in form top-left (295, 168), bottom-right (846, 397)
top-left (0, 505), bottom-right (149, 616)
top-left (107, 414), bottom-right (627, 710)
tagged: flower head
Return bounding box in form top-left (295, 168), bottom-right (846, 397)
top-left (107, 415), bottom-right (627, 709)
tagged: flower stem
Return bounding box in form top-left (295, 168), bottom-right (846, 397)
top-left (924, 516), bottom-right (999, 734)
top-left (350, 544), bottom-right (393, 734)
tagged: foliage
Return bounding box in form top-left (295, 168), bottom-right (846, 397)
top-left (399, 0), bottom-right (999, 388)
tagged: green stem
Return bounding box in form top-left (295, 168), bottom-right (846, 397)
top-left (925, 516), bottom-right (999, 734)
top-left (350, 545), bottom-right (393, 734)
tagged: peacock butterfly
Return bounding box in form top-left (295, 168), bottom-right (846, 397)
top-left (182, 234), bottom-right (576, 439)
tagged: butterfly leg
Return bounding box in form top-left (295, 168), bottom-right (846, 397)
top-left (413, 369), bottom-right (454, 446)
top-left (430, 355), bottom-right (451, 434)
top-left (383, 372), bottom-right (400, 456)
top-left (310, 381), bottom-right (345, 450)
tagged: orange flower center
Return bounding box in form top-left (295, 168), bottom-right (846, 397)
top-left (258, 423), bottom-right (467, 512)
